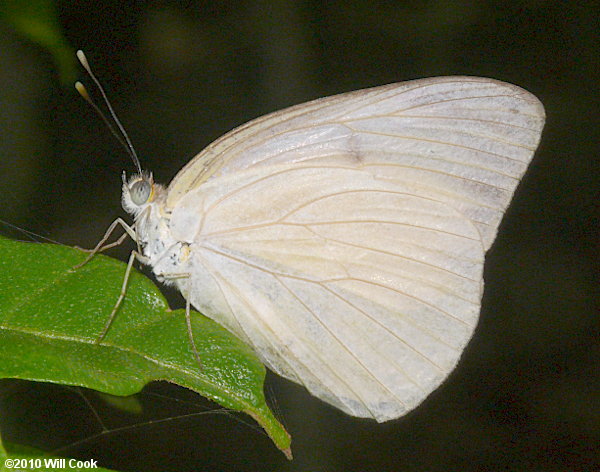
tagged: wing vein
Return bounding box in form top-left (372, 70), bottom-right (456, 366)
top-left (341, 125), bottom-right (536, 159)
top-left (321, 281), bottom-right (450, 374)
top-left (305, 232), bottom-right (481, 290)
top-left (200, 244), bottom-right (469, 347)
top-left (325, 276), bottom-right (473, 340)
top-left (198, 252), bottom-right (327, 393)
top-left (274, 275), bottom-right (406, 412)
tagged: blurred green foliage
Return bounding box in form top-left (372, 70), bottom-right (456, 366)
top-left (0, 0), bottom-right (75, 83)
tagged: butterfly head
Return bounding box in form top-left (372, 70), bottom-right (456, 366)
top-left (121, 171), bottom-right (165, 218)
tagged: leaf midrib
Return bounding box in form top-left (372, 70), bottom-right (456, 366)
top-left (0, 318), bottom-right (257, 412)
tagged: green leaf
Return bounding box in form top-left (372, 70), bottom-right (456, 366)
top-left (0, 0), bottom-right (76, 84)
top-left (0, 236), bottom-right (292, 458)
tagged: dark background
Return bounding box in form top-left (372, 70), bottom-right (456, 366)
top-left (0, 1), bottom-right (598, 471)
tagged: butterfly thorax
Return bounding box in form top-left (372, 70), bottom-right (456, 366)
top-left (122, 174), bottom-right (188, 285)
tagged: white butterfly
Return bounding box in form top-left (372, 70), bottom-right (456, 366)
top-left (88, 64), bottom-right (545, 422)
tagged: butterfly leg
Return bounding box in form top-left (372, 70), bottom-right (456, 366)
top-left (160, 272), bottom-right (203, 372)
top-left (95, 249), bottom-right (150, 343)
top-left (72, 217), bottom-right (138, 270)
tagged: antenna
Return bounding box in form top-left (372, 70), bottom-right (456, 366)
top-left (75, 82), bottom-right (129, 152)
top-left (76, 50), bottom-right (143, 175)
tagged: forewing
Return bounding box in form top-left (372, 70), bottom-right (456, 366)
top-left (167, 77), bottom-right (545, 421)
top-left (167, 76), bottom-right (544, 248)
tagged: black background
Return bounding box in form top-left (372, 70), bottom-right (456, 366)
top-left (0, 1), bottom-right (598, 471)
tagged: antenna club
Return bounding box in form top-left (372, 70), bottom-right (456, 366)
top-left (75, 81), bottom-right (90, 100)
top-left (76, 50), bottom-right (91, 71)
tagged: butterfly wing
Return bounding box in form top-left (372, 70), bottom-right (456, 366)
top-left (167, 77), bottom-right (545, 421)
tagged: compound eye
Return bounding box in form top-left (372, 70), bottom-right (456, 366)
top-left (129, 179), bottom-right (152, 205)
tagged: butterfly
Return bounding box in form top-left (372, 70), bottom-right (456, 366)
top-left (80, 52), bottom-right (545, 422)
